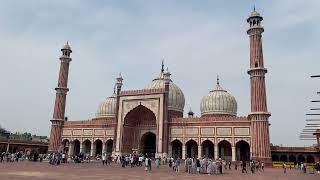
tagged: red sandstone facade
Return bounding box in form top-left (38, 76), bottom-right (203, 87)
top-left (48, 9), bottom-right (319, 163)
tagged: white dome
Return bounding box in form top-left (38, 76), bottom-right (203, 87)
top-left (200, 83), bottom-right (237, 116)
top-left (144, 71), bottom-right (185, 112)
top-left (96, 93), bottom-right (117, 118)
top-left (62, 41), bottom-right (71, 50)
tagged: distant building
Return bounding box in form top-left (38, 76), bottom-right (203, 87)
top-left (0, 133), bottom-right (48, 154)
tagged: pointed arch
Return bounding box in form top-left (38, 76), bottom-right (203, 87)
top-left (218, 140), bottom-right (232, 161)
top-left (73, 139), bottom-right (81, 156)
top-left (186, 139), bottom-right (198, 158)
top-left (235, 140), bottom-right (250, 161)
top-left (272, 154), bottom-right (279, 161)
top-left (306, 155), bottom-right (315, 163)
top-left (280, 155), bottom-right (288, 162)
top-left (171, 139), bottom-right (182, 159)
top-left (201, 140), bottom-right (214, 159)
top-left (289, 155), bottom-right (296, 163)
top-left (122, 105), bottom-right (157, 154)
top-left (94, 139), bottom-right (103, 156)
top-left (298, 155), bottom-right (305, 163)
top-left (106, 139), bottom-right (113, 153)
top-left (82, 139), bottom-right (91, 154)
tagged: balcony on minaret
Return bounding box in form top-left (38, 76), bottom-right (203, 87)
top-left (247, 8), bottom-right (264, 34)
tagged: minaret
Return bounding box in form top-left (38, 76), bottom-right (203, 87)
top-left (247, 8), bottom-right (271, 162)
top-left (48, 42), bottom-right (72, 152)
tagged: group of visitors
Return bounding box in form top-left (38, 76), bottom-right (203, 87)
top-left (279, 161), bottom-right (320, 174)
top-left (247, 160), bottom-right (264, 174)
top-left (118, 153), bottom-right (154, 170)
top-left (0, 151), bottom-right (42, 162)
top-left (167, 156), bottom-right (267, 176)
top-left (101, 152), bottom-right (112, 165)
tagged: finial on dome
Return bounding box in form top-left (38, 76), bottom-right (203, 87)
top-left (116, 72), bottom-right (123, 84)
top-left (62, 40), bottom-right (72, 51)
top-left (249, 4), bottom-right (261, 17)
top-left (161, 59), bottom-right (164, 73)
top-left (188, 107), bottom-right (194, 117)
top-left (217, 75), bottom-right (220, 85)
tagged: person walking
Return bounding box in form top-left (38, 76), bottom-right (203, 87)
top-left (168, 157), bottom-right (172, 169)
top-left (155, 158), bottom-right (161, 168)
top-left (148, 157), bottom-right (152, 171)
top-left (235, 161), bottom-right (238, 170)
top-left (145, 157), bottom-right (149, 172)
top-left (283, 162), bottom-right (287, 173)
top-left (250, 160), bottom-right (255, 174)
top-left (130, 156), bottom-right (134, 168)
top-left (196, 158), bottom-right (201, 174)
top-left (187, 158), bottom-right (193, 174)
top-left (315, 162), bottom-right (320, 174)
top-left (102, 152), bottom-right (106, 165)
top-left (242, 160), bottom-right (247, 173)
top-left (175, 158), bottom-right (181, 172)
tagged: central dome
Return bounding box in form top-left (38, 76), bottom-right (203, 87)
top-left (144, 68), bottom-right (185, 113)
top-left (200, 80), bottom-right (237, 116)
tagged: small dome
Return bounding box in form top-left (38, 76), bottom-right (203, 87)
top-left (188, 108), bottom-right (194, 117)
top-left (96, 93), bottom-right (117, 118)
top-left (250, 10), bottom-right (260, 17)
top-left (62, 41), bottom-right (71, 50)
top-left (200, 82), bottom-right (237, 116)
top-left (144, 69), bottom-right (185, 113)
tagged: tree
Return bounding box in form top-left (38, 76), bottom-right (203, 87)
top-left (0, 125), bottom-right (10, 136)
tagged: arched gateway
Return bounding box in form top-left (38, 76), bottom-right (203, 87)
top-left (140, 132), bottom-right (156, 156)
top-left (121, 105), bottom-right (157, 156)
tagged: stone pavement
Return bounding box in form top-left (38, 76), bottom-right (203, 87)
top-left (0, 162), bottom-right (319, 180)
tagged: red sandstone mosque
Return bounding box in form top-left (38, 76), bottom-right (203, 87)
top-left (48, 9), bottom-right (320, 163)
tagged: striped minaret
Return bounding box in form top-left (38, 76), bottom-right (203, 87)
top-left (247, 8), bottom-right (271, 162)
top-left (48, 42), bottom-right (72, 152)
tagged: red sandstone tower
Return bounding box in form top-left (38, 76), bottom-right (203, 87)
top-left (48, 42), bottom-right (72, 152)
top-left (247, 8), bottom-right (271, 162)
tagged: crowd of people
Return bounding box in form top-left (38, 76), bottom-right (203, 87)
top-left (282, 161), bottom-right (320, 174)
top-left (1, 150), bottom-right (319, 175)
top-left (167, 157), bottom-right (265, 175)
top-left (0, 151), bottom-right (43, 162)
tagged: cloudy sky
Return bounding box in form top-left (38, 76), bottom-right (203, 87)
top-left (0, 0), bottom-right (319, 146)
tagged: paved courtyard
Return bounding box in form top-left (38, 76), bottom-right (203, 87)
top-left (0, 162), bottom-right (319, 180)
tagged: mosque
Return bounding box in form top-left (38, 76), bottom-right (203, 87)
top-left (47, 9), bottom-right (301, 163)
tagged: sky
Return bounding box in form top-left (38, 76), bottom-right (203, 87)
top-left (0, 0), bottom-right (319, 146)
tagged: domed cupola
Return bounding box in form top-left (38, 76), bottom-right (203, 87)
top-left (144, 62), bottom-right (185, 113)
top-left (96, 90), bottom-right (117, 118)
top-left (200, 77), bottom-right (237, 116)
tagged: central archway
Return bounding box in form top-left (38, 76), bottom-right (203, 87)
top-left (122, 105), bottom-right (157, 154)
top-left (140, 132), bottom-right (156, 157)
